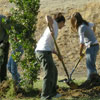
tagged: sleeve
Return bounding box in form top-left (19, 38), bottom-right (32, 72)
top-left (88, 22), bottom-right (94, 28)
top-left (53, 20), bottom-right (56, 34)
top-left (78, 26), bottom-right (85, 44)
top-left (53, 20), bottom-right (58, 39)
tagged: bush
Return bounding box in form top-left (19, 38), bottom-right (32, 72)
top-left (7, 0), bottom-right (40, 88)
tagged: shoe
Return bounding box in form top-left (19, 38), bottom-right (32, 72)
top-left (79, 80), bottom-right (91, 89)
top-left (90, 73), bottom-right (100, 82)
top-left (53, 93), bottom-right (62, 98)
top-left (41, 97), bottom-right (52, 100)
top-left (89, 74), bottom-right (100, 87)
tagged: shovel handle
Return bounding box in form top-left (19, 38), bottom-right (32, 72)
top-left (52, 36), bottom-right (69, 79)
top-left (69, 49), bottom-right (86, 80)
top-left (48, 23), bottom-right (69, 79)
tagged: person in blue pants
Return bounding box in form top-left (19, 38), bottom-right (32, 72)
top-left (70, 12), bottom-right (100, 88)
top-left (35, 13), bottom-right (65, 100)
top-left (7, 45), bottom-right (23, 90)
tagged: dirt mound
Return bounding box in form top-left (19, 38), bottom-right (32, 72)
top-left (0, 80), bottom-right (41, 98)
top-left (58, 86), bottom-right (100, 100)
top-left (0, 80), bottom-right (10, 97)
top-left (57, 74), bottom-right (100, 99)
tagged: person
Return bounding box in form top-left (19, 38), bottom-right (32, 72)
top-left (7, 44), bottom-right (23, 91)
top-left (35, 13), bottom-right (65, 100)
top-left (70, 12), bottom-right (100, 87)
top-left (0, 15), bottom-right (10, 83)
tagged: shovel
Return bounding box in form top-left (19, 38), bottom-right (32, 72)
top-left (59, 49), bottom-right (86, 88)
top-left (69, 49), bottom-right (86, 81)
top-left (48, 23), bottom-right (78, 89)
top-left (53, 35), bottom-right (79, 89)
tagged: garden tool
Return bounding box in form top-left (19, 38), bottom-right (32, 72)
top-left (68, 49), bottom-right (86, 81)
top-left (53, 35), bottom-right (79, 89)
top-left (59, 49), bottom-right (86, 88)
top-left (48, 23), bottom-right (78, 89)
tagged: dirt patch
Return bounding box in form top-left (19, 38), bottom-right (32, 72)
top-left (58, 85), bottom-right (100, 100)
top-left (0, 80), bottom-right (11, 97)
top-left (0, 80), bottom-right (41, 99)
top-left (1, 80), bottom-right (100, 100)
top-left (57, 74), bottom-right (100, 99)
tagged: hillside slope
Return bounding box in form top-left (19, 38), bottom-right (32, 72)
top-left (36, 0), bottom-right (100, 79)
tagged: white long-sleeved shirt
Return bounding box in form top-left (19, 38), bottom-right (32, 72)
top-left (78, 22), bottom-right (98, 47)
top-left (35, 20), bottom-right (58, 51)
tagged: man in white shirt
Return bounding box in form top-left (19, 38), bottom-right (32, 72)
top-left (35, 13), bottom-right (65, 100)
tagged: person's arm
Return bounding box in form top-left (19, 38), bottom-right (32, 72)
top-left (80, 43), bottom-right (85, 57)
top-left (45, 15), bottom-right (63, 60)
top-left (79, 26), bottom-right (85, 57)
top-left (93, 24), bottom-right (96, 33)
top-left (52, 48), bottom-right (57, 54)
top-left (52, 48), bottom-right (63, 61)
top-left (89, 22), bottom-right (96, 32)
top-left (45, 15), bottom-right (54, 36)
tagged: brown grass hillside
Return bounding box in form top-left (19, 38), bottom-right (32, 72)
top-left (36, 1), bottom-right (100, 79)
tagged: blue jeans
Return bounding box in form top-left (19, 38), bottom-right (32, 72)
top-left (86, 45), bottom-right (99, 80)
top-left (7, 45), bottom-right (24, 85)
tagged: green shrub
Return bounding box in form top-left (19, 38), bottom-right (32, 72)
top-left (7, 0), bottom-right (40, 88)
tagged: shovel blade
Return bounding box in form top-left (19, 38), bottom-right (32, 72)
top-left (59, 78), bottom-right (78, 89)
top-left (66, 80), bottom-right (78, 89)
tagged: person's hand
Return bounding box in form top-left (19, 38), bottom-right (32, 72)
top-left (80, 52), bottom-right (85, 58)
top-left (46, 15), bottom-right (53, 25)
top-left (58, 54), bottom-right (63, 61)
top-left (52, 50), bottom-right (63, 61)
top-left (50, 31), bottom-right (54, 37)
top-left (52, 50), bottom-right (58, 55)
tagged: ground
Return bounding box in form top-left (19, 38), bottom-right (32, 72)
top-left (0, 0), bottom-right (100, 100)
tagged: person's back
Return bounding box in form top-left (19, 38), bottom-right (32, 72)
top-left (0, 14), bottom-right (10, 83)
top-left (0, 15), bottom-right (8, 42)
top-left (71, 12), bottom-right (100, 88)
top-left (35, 20), bottom-right (58, 52)
top-left (78, 23), bottom-right (97, 46)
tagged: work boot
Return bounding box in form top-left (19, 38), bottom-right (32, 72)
top-left (79, 74), bottom-right (100, 89)
top-left (13, 80), bottom-right (18, 92)
top-left (53, 93), bottom-right (62, 98)
top-left (89, 74), bottom-right (100, 88)
top-left (13, 80), bottom-right (23, 93)
top-left (78, 79), bottom-right (91, 89)
top-left (90, 74), bottom-right (100, 82)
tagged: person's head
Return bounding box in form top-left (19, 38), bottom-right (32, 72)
top-left (54, 13), bottom-right (65, 29)
top-left (71, 12), bottom-right (88, 31)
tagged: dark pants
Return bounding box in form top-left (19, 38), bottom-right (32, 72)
top-left (0, 42), bottom-right (9, 83)
top-left (36, 51), bottom-right (58, 100)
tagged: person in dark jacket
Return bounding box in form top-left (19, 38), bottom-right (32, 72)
top-left (0, 15), bottom-right (10, 83)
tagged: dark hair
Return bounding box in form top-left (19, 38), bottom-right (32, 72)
top-left (71, 12), bottom-right (88, 30)
top-left (54, 13), bottom-right (65, 23)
